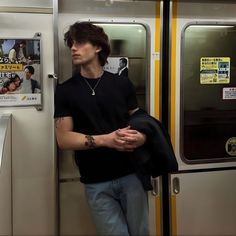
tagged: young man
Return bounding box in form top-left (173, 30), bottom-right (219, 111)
top-left (19, 66), bottom-right (40, 93)
top-left (54, 22), bottom-right (149, 236)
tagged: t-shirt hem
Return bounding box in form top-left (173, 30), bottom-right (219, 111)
top-left (80, 170), bottom-right (135, 184)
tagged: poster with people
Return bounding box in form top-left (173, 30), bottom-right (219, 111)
top-left (0, 38), bottom-right (41, 106)
top-left (104, 57), bottom-right (129, 77)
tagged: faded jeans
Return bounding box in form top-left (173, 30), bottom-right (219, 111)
top-left (85, 174), bottom-right (149, 236)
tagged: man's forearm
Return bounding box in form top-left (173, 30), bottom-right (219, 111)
top-left (56, 130), bottom-right (107, 150)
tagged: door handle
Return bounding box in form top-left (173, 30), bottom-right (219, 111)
top-left (173, 177), bottom-right (180, 194)
top-left (151, 178), bottom-right (159, 196)
top-left (48, 73), bottom-right (58, 80)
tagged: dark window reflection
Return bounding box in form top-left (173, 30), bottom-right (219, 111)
top-left (181, 25), bottom-right (236, 162)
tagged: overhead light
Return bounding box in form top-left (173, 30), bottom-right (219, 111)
top-left (190, 25), bottom-right (234, 28)
top-left (94, 0), bottom-right (156, 2)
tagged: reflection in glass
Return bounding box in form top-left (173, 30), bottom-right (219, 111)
top-left (181, 24), bottom-right (236, 162)
top-left (96, 23), bottom-right (147, 110)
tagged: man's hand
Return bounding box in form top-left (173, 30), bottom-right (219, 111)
top-left (117, 126), bottom-right (146, 151)
top-left (105, 126), bottom-right (146, 152)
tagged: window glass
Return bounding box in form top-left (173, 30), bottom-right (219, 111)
top-left (181, 24), bottom-right (236, 162)
top-left (97, 24), bottom-right (147, 110)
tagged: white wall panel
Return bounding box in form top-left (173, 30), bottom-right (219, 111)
top-left (0, 12), bottom-right (56, 235)
top-left (0, 115), bottom-right (12, 235)
top-left (0, 0), bottom-right (52, 8)
top-left (171, 170), bottom-right (236, 235)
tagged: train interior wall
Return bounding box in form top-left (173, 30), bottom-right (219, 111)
top-left (0, 1), bottom-right (236, 236)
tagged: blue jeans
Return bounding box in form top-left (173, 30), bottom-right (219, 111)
top-left (85, 174), bottom-right (149, 236)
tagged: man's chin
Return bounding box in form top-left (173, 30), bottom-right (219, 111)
top-left (72, 59), bottom-right (83, 65)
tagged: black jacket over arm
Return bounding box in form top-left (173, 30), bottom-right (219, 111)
top-left (128, 109), bottom-right (178, 190)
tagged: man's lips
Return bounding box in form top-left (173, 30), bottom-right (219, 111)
top-left (72, 54), bottom-right (81, 58)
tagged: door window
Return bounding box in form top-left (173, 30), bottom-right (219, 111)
top-left (96, 23), bottom-right (148, 110)
top-left (181, 23), bottom-right (236, 163)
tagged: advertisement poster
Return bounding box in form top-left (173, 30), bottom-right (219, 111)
top-left (0, 38), bottom-right (41, 106)
top-left (200, 57), bottom-right (230, 84)
top-left (104, 57), bottom-right (129, 77)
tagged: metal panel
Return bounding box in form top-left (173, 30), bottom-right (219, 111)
top-left (0, 0), bottom-right (53, 14)
top-left (60, 181), bottom-right (97, 235)
top-left (0, 0), bottom-right (53, 8)
top-left (0, 114), bottom-right (12, 235)
top-left (0, 12), bottom-right (56, 235)
top-left (171, 170), bottom-right (236, 235)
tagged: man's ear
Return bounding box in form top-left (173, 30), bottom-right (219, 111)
top-left (95, 46), bottom-right (102, 53)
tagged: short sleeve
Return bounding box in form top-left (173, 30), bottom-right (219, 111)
top-left (54, 84), bottom-right (72, 118)
top-left (126, 78), bottom-right (138, 110)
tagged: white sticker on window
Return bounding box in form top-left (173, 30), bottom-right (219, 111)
top-left (223, 87), bottom-right (236, 100)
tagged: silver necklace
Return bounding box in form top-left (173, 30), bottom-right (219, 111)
top-left (82, 77), bottom-right (102, 96)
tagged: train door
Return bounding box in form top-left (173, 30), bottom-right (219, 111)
top-left (55, 0), bottom-right (162, 235)
top-left (170, 1), bottom-right (236, 235)
top-left (0, 1), bottom-right (56, 235)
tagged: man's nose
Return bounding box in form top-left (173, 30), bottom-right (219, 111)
top-left (71, 42), bottom-right (79, 51)
top-left (71, 44), bottom-right (76, 51)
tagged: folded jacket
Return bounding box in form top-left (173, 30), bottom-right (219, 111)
top-left (128, 108), bottom-right (178, 190)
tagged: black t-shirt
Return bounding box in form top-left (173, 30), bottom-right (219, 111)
top-left (54, 71), bottom-right (138, 183)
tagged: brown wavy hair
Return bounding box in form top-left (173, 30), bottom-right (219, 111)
top-left (64, 22), bottom-right (111, 66)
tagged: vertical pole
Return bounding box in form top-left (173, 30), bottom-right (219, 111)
top-left (161, 0), bottom-right (171, 235)
top-left (52, 1), bottom-right (60, 235)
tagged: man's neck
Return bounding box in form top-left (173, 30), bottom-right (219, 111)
top-left (80, 61), bottom-right (103, 79)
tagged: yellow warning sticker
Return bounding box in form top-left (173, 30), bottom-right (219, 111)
top-left (200, 57), bottom-right (230, 84)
